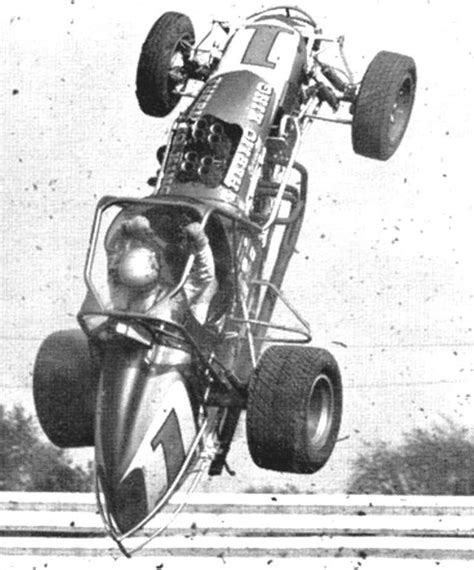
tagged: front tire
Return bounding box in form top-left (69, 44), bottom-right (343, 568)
top-left (136, 11), bottom-right (195, 117)
top-left (33, 329), bottom-right (99, 448)
top-left (246, 346), bottom-right (342, 474)
top-left (352, 50), bottom-right (416, 160)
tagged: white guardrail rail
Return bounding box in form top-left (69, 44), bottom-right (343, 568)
top-left (1, 493), bottom-right (474, 568)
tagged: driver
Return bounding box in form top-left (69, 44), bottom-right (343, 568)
top-left (106, 213), bottom-right (217, 325)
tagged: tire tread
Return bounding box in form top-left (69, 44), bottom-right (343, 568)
top-left (136, 12), bottom-right (194, 117)
top-left (246, 345), bottom-right (342, 474)
top-left (352, 50), bottom-right (416, 160)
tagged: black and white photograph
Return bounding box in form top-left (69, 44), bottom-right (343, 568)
top-left (2, 0), bottom-right (473, 567)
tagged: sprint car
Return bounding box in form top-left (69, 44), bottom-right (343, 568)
top-left (33, 6), bottom-right (416, 556)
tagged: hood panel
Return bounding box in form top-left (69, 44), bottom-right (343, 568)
top-left (186, 70), bottom-right (276, 134)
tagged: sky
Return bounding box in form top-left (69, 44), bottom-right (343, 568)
top-left (1, 0), bottom-right (474, 492)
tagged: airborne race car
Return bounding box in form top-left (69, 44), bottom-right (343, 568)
top-left (33, 6), bottom-right (416, 556)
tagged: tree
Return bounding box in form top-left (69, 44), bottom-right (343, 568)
top-left (0, 404), bottom-right (93, 492)
top-left (347, 420), bottom-right (474, 495)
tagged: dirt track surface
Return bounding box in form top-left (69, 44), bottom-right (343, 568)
top-left (2, 0), bottom-right (474, 493)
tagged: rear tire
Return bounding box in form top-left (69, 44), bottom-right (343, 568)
top-left (246, 346), bottom-right (342, 473)
top-left (136, 11), bottom-right (195, 117)
top-left (352, 50), bottom-right (416, 160)
top-left (33, 329), bottom-right (99, 448)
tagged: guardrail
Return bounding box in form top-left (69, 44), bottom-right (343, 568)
top-left (1, 493), bottom-right (474, 564)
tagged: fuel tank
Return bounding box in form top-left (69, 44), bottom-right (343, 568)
top-left (213, 17), bottom-right (307, 117)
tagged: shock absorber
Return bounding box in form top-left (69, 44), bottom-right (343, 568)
top-left (320, 64), bottom-right (348, 93)
top-left (316, 83), bottom-right (340, 111)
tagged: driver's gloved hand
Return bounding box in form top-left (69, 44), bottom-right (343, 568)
top-left (183, 222), bottom-right (209, 253)
top-left (122, 215), bottom-right (151, 235)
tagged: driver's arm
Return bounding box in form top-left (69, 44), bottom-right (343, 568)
top-left (183, 223), bottom-right (217, 324)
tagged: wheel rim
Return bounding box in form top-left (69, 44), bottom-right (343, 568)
top-left (388, 74), bottom-right (415, 144)
top-left (306, 373), bottom-right (334, 450)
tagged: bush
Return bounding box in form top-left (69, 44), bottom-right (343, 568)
top-left (0, 404), bottom-right (93, 492)
top-left (347, 420), bottom-right (474, 495)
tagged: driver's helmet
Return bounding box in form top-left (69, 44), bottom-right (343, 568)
top-left (104, 206), bottom-right (196, 313)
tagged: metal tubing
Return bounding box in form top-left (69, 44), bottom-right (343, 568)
top-left (261, 116), bottom-right (301, 231)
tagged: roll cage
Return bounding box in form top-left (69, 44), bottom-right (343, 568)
top-left (78, 162), bottom-right (311, 382)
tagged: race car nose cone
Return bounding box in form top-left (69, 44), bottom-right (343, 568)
top-left (117, 247), bottom-right (159, 290)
